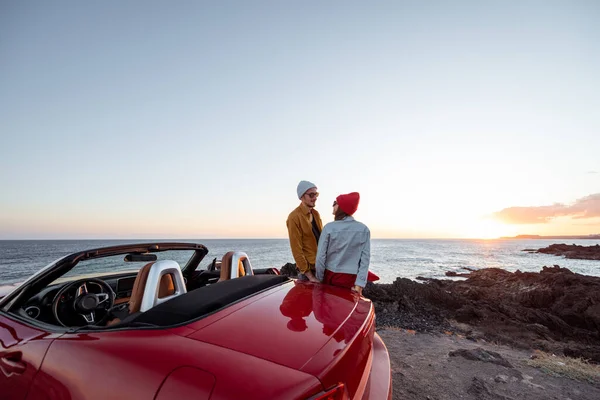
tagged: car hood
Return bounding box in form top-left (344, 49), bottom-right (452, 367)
top-left (188, 281), bottom-right (372, 370)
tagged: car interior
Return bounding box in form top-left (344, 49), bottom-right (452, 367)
top-left (1, 243), bottom-right (287, 331)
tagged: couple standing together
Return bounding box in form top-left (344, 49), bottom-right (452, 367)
top-left (286, 180), bottom-right (371, 295)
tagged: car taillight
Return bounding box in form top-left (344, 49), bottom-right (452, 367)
top-left (308, 383), bottom-right (348, 400)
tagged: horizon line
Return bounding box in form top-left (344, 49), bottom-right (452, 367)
top-left (1, 235), bottom-right (599, 241)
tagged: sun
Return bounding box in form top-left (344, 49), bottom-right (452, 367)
top-left (462, 219), bottom-right (516, 239)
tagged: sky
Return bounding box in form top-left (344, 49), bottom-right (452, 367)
top-left (1, 1), bottom-right (599, 240)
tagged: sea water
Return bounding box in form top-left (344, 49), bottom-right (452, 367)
top-left (1, 238), bottom-right (599, 285)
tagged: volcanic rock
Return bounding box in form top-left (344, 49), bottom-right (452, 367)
top-left (533, 243), bottom-right (600, 260)
top-left (449, 348), bottom-right (514, 368)
top-left (363, 265), bottom-right (600, 363)
top-left (279, 262), bottom-right (299, 277)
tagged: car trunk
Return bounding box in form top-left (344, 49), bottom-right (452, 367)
top-left (188, 281), bottom-right (374, 398)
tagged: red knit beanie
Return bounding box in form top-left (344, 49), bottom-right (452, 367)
top-left (336, 192), bottom-right (360, 215)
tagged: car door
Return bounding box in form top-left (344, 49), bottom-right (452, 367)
top-left (26, 329), bottom-right (189, 400)
top-left (0, 314), bottom-right (55, 400)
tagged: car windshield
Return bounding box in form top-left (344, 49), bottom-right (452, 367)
top-left (51, 250), bottom-right (196, 284)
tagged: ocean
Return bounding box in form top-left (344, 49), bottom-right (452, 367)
top-left (1, 239), bottom-right (599, 286)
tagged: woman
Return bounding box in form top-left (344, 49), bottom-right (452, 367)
top-left (315, 192), bottom-right (371, 295)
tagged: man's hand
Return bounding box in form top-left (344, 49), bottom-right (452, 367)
top-left (305, 271), bottom-right (320, 283)
top-left (352, 285), bottom-right (363, 295)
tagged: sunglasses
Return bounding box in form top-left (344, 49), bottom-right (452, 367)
top-left (332, 201), bottom-right (337, 207)
top-left (305, 192), bottom-right (319, 199)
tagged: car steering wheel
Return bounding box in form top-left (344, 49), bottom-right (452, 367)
top-left (52, 278), bottom-right (115, 327)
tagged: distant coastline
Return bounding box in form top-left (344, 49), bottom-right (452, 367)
top-left (500, 234), bottom-right (600, 239)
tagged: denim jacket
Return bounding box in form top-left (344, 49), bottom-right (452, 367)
top-left (315, 216), bottom-right (371, 287)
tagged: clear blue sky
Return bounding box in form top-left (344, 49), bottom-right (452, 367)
top-left (1, 1), bottom-right (599, 239)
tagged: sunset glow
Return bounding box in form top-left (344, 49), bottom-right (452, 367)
top-left (461, 220), bottom-right (517, 240)
top-left (1, 2), bottom-right (598, 240)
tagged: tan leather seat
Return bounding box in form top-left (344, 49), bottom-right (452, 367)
top-left (128, 262), bottom-right (176, 313)
top-left (218, 251), bottom-right (246, 282)
top-left (107, 262), bottom-right (176, 325)
top-left (159, 274), bottom-right (175, 297)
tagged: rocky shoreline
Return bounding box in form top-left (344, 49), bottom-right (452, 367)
top-left (525, 243), bottom-right (600, 260)
top-left (363, 265), bottom-right (600, 364)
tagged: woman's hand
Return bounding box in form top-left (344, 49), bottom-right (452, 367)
top-left (352, 285), bottom-right (363, 295)
top-left (305, 271), bottom-right (320, 283)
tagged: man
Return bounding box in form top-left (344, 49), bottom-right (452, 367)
top-left (286, 180), bottom-right (323, 282)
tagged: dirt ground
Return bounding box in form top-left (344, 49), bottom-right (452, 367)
top-left (379, 328), bottom-right (600, 400)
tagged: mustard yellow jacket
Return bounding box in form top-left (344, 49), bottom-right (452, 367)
top-left (286, 203), bottom-right (323, 274)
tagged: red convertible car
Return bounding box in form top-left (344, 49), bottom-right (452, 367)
top-left (0, 242), bottom-right (392, 399)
